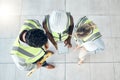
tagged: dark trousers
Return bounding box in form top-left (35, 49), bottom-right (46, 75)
top-left (42, 61), bottom-right (48, 67)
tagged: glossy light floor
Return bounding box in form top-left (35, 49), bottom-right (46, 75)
top-left (0, 0), bottom-right (120, 80)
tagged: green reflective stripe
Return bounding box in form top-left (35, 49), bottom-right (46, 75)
top-left (61, 34), bottom-right (68, 41)
top-left (84, 20), bottom-right (91, 24)
top-left (52, 32), bottom-right (59, 41)
top-left (62, 36), bottom-right (68, 41)
top-left (26, 50), bottom-right (45, 63)
top-left (30, 20), bottom-right (41, 27)
top-left (83, 32), bottom-right (101, 42)
top-left (52, 32), bottom-right (68, 41)
top-left (12, 46), bottom-right (35, 57)
top-left (24, 23), bottom-right (36, 29)
top-left (53, 36), bottom-right (59, 38)
top-left (53, 37), bottom-right (59, 42)
top-left (83, 27), bottom-right (99, 41)
top-left (25, 20), bottom-right (39, 29)
top-left (76, 16), bottom-right (90, 29)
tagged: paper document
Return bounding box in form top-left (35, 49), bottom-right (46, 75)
top-left (57, 41), bottom-right (69, 54)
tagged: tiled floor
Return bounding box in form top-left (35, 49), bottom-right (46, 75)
top-left (0, 0), bottom-right (120, 80)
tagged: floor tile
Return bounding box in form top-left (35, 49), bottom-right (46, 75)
top-left (66, 64), bottom-right (90, 80)
top-left (66, 0), bottom-right (88, 15)
top-left (114, 63), bottom-right (120, 80)
top-left (0, 64), bottom-right (15, 80)
top-left (90, 63), bottom-right (114, 80)
top-left (39, 64), bottom-right (65, 80)
top-left (22, 0), bottom-right (65, 15)
top-left (0, 38), bottom-right (15, 63)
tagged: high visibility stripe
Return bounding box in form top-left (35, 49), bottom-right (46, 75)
top-left (12, 47), bottom-right (35, 57)
top-left (81, 16), bottom-right (88, 24)
top-left (83, 32), bottom-right (101, 42)
top-left (25, 20), bottom-right (40, 28)
top-left (23, 23), bottom-right (36, 29)
top-left (46, 15), bottom-right (52, 33)
top-left (30, 20), bottom-right (41, 27)
top-left (76, 16), bottom-right (89, 29)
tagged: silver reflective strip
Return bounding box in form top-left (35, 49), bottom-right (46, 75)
top-left (30, 20), bottom-right (41, 27)
top-left (85, 32), bottom-right (101, 42)
top-left (66, 12), bottom-right (70, 29)
top-left (81, 16), bottom-right (88, 24)
top-left (76, 16), bottom-right (88, 29)
top-left (24, 23), bottom-right (36, 29)
top-left (12, 47), bottom-right (35, 57)
top-left (46, 15), bottom-right (52, 33)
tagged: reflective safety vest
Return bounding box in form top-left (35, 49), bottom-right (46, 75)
top-left (45, 13), bottom-right (71, 42)
top-left (11, 19), bottom-right (46, 64)
top-left (75, 16), bottom-right (102, 43)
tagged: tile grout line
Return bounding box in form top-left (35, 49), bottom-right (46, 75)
top-left (14, 65), bottom-right (16, 80)
top-left (1, 61), bottom-right (120, 64)
top-left (89, 56), bottom-right (92, 80)
top-left (113, 62), bottom-right (116, 80)
top-left (64, 53), bottom-right (66, 80)
top-left (112, 40), bottom-right (116, 80)
top-left (89, 63), bottom-right (92, 80)
top-left (20, 0), bottom-right (24, 18)
top-left (64, 0), bottom-right (66, 11)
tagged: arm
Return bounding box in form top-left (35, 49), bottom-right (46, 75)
top-left (64, 15), bottom-right (74, 48)
top-left (68, 15), bottom-right (74, 36)
top-left (42, 19), bottom-right (58, 50)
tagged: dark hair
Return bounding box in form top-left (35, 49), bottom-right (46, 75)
top-left (76, 22), bottom-right (94, 37)
top-left (25, 29), bottom-right (48, 47)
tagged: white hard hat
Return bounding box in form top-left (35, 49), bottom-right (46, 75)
top-left (49, 10), bottom-right (68, 33)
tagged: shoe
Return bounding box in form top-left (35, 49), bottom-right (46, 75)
top-left (46, 50), bottom-right (54, 54)
top-left (45, 64), bottom-right (55, 69)
top-left (78, 60), bottom-right (84, 65)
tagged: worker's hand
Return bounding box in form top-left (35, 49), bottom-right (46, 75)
top-left (36, 61), bottom-right (42, 69)
top-left (64, 36), bottom-right (72, 48)
top-left (46, 50), bottom-right (54, 54)
top-left (44, 42), bottom-right (49, 50)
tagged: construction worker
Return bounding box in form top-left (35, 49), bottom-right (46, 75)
top-left (73, 16), bottom-right (105, 64)
top-left (11, 19), bottom-right (55, 71)
top-left (42, 10), bottom-right (74, 52)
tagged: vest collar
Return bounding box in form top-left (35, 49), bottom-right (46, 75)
top-left (19, 39), bottom-right (29, 47)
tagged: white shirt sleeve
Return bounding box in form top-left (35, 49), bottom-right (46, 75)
top-left (11, 55), bottom-right (37, 71)
top-left (82, 41), bottom-right (98, 51)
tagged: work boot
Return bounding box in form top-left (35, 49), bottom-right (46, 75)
top-left (45, 64), bottom-right (55, 69)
